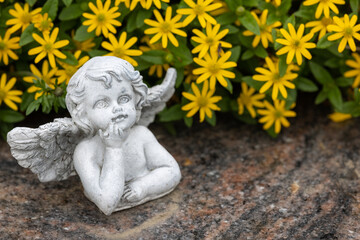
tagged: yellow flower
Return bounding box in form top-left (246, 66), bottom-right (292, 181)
top-left (6, 3), bottom-right (41, 33)
top-left (0, 30), bottom-right (20, 65)
top-left (328, 112), bottom-right (352, 122)
top-left (237, 82), bottom-right (265, 118)
top-left (182, 80), bottom-right (222, 122)
top-left (184, 65), bottom-right (197, 83)
top-left (193, 50), bottom-right (237, 89)
top-left (143, 0), bottom-right (170, 9)
top-left (192, 22), bottom-right (232, 59)
top-left (327, 14), bottom-right (360, 53)
top-left (305, 17), bottom-right (333, 40)
top-left (115, 0), bottom-right (131, 8)
top-left (209, 0), bottom-right (229, 16)
top-left (144, 7), bottom-right (187, 48)
top-left (243, 9), bottom-right (281, 48)
top-left (253, 57), bottom-right (297, 100)
top-left (56, 51), bottom-right (90, 84)
top-left (276, 23), bottom-right (316, 65)
top-left (176, 0), bottom-right (222, 28)
top-left (82, 0), bottom-right (121, 38)
top-left (149, 64), bottom-right (170, 78)
top-left (265, 0), bottom-right (281, 7)
top-left (28, 27), bottom-right (69, 68)
top-left (32, 13), bottom-right (53, 34)
top-left (71, 31), bottom-right (95, 52)
top-left (258, 100), bottom-right (296, 133)
top-left (0, 73), bottom-right (22, 111)
top-left (23, 60), bottom-right (57, 100)
top-left (303, 0), bottom-right (345, 19)
top-left (101, 32), bottom-right (143, 67)
top-left (344, 53), bottom-right (360, 88)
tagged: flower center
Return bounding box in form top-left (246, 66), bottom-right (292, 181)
top-left (97, 13), bottom-right (106, 23)
top-left (272, 73), bottom-right (281, 82)
top-left (114, 48), bottom-right (124, 57)
top-left (208, 63), bottom-right (220, 74)
top-left (344, 27), bottom-right (353, 37)
top-left (320, 0), bottom-right (330, 3)
top-left (161, 22), bottom-right (172, 33)
top-left (197, 96), bottom-right (208, 107)
top-left (205, 37), bottom-right (214, 45)
top-left (240, 93), bottom-right (251, 105)
top-left (321, 17), bottom-right (332, 26)
top-left (0, 89), bottom-right (6, 100)
top-left (293, 39), bottom-right (301, 47)
top-left (0, 41), bottom-right (6, 50)
top-left (260, 24), bottom-right (267, 33)
top-left (21, 12), bottom-right (32, 24)
top-left (194, 5), bottom-right (205, 15)
top-left (274, 110), bottom-right (283, 118)
top-left (44, 43), bottom-right (53, 52)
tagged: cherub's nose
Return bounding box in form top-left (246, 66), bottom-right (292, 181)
top-left (113, 106), bottom-right (123, 113)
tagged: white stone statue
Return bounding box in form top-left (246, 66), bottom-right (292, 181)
top-left (7, 56), bottom-right (181, 215)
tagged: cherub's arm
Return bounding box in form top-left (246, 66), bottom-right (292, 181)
top-left (73, 140), bottom-right (125, 215)
top-left (124, 126), bottom-right (181, 202)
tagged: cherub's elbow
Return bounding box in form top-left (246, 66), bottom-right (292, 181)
top-left (171, 163), bottom-right (181, 186)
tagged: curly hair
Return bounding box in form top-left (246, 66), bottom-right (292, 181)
top-left (66, 56), bottom-right (148, 135)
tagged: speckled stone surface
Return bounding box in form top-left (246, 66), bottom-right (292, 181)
top-left (1, 105), bottom-right (360, 239)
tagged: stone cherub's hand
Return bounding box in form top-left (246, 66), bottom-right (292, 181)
top-left (98, 122), bottom-right (125, 148)
top-left (123, 182), bottom-right (146, 202)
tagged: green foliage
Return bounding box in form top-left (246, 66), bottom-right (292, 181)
top-left (0, 0), bottom-right (359, 139)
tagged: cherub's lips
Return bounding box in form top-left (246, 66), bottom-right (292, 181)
top-left (112, 114), bottom-right (128, 123)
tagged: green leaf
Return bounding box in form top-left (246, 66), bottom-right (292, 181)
top-left (239, 10), bottom-right (260, 35)
top-left (317, 33), bottom-right (334, 49)
top-left (74, 25), bottom-right (96, 41)
top-left (278, 54), bottom-right (287, 77)
top-left (0, 110), bottom-right (24, 123)
top-left (294, 4), bottom-right (316, 20)
top-left (59, 4), bottom-right (82, 21)
top-left (229, 45), bottom-right (241, 62)
top-left (224, 78), bottom-right (233, 93)
top-left (136, 8), bottom-right (153, 29)
top-left (328, 87), bottom-right (343, 110)
top-left (57, 51), bottom-right (79, 66)
top-left (168, 38), bottom-right (193, 67)
top-left (315, 89), bottom-right (328, 104)
top-left (158, 105), bottom-right (184, 122)
top-left (336, 77), bottom-right (353, 87)
top-left (309, 62), bottom-right (334, 85)
top-left (26, 0), bottom-right (38, 7)
top-left (42, 0), bottom-right (59, 20)
top-left (295, 77), bottom-right (318, 92)
top-left (26, 100), bottom-right (41, 115)
top-left (242, 76), bottom-right (263, 91)
top-left (0, 122), bottom-right (13, 140)
top-left (278, 0), bottom-right (292, 15)
top-left (126, 7), bottom-right (139, 32)
top-left (20, 24), bottom-right (37, 46)
top-left (284, 14), bottom-right (296, 27)
top-left (175, 67), bottom-right (184, 88)
top-left (241, 49), bottom-right (254, 60)
top-left (88, 49), bottom-right (107, 57)
top-left (62, 0), bottom-right (73, 7)
top-left (205, 112), bottom-right (216, 126)
top-left (254, 45), bottom-right (268, 58)
top-left (350, 0), bottom-right (359, 14)
top-left (184, 116), bottom-right (193, 128)
top-left (20, 92), bottom-right (35, 112)
top-left (243, 0), bottom-right (258, 7)
top-left (140, 50), bottom-right (166, 65)
top-left (215, 12), bottom-right (238, 25)
top-left (224, 24), bottom-right (239, 34)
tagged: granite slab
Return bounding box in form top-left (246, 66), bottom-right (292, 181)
top-left (1, 104), bottom-right (360, 239)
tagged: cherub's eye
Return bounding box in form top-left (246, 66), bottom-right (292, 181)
top-left (94, 100), bottom-right (109, 109)
top-left (118, 95), bottom-right (131, 104)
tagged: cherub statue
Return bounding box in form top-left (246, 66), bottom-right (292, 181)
top-left (7, 56), bottom-right (181, 215)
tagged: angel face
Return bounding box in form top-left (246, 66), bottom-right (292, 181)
top-left (84, 78), bottom-right (138, 133)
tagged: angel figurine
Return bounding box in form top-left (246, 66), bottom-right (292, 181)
top-left (7, 56), bottom-right (181, 215)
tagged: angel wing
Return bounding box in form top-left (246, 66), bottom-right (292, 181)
top-left (138, 67), bottom-right (177, 126)
top-left (7, 118), bottom-right (83, 182)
